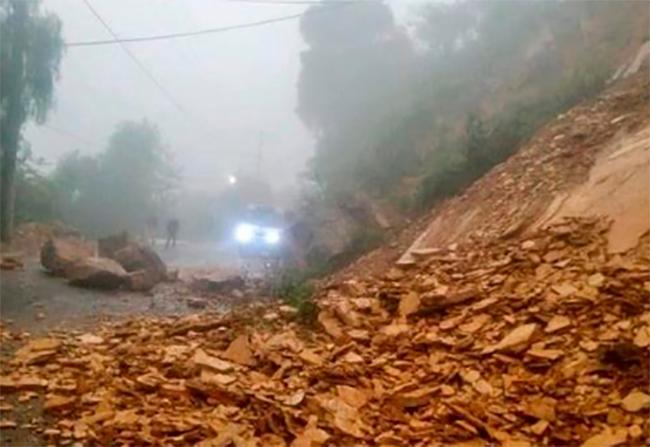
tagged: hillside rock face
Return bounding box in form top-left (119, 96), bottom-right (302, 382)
top-left (400, 72), bottom-right (649, 265)
top-left (536, 123), bottom-right (650, 253)
top-left (40, 238), bottom-right (95, 276)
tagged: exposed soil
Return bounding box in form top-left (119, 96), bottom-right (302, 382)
top-left (536, 123), bottom-right (650, 253)
top-left (401, 72), bottom-right (650, 262)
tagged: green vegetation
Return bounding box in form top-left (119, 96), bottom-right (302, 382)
top-left (270, 268), bottom-right (317, 324)
top-left (271, 226), bottom-right (383, 321)
top-left (11, 119), bottom-right (178, 237)
top-left (296, 0), bottom-right (644, 217)
top-left (0, 0), bottom-right (64, 242)
top-left (54, 119), bottom-right (178, 236)
top-left (14, 143), bottom-right (57, 224)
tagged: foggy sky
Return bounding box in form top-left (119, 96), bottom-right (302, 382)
top-left (26, 0), bottom-right (416, 192)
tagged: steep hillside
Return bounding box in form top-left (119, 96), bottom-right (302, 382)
top-left (399, 71), bottom-right (649, 265)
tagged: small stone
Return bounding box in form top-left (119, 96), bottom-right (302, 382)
top-left (193, 349), bottom-right (235, 372)
top-left (579, 340), bottom-right (599, 352)
top-left (524, 397), bottom-right (556, 422)
top-left (521, 240), bottom-right (536, 250)
top-left (526, 348), bottom-right (564, 360)
top-left (386, 268), bottom-right (405, 281)
top-left (628, 425), bottom-right (642, 439)
top-left (341, 351), bottom-right (364, 364)
top-left (440, 385), bottom-right (455, 396)
top-left (263, 312), bottom-right (279, 321)
top-left (607, 408), bottom-right (626, 425)
top-left (44, 395), bottom-right (76, 412)
top-left (621, 390), bottom-right (650, 413)
top-left (398, 292), bottom-right (420, 318)
top-left (0, 419), bottom-right (17, 429)
top-left (78, 333), bottom-right (104, 345)
top-left (484, 323), bottom-right (537, 353)
top-left (530, 420), bottom-right (549, 435)
top-left (587, 273), bottom-right (605, 288)
top-left (581, 427), bottom-right (627, 447)
top-left (278, 305), bottom-right (297, 316)
top-left (551, 283), bottom-right (577, 297)
top-left (43, 428), bottom-right (62, 436)
top-left (633, 326), bottom-right (650, 348)
top-left (299, 349), bottom-right (323, 366)
top-left (545, 315), bottom-right (571, 333)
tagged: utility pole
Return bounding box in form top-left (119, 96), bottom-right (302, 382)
top-left (255, 131), bottom-right (264, 178)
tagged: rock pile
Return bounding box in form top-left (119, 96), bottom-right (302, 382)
top-left (39, 233), bottom-right (168, 291)
top-left (3, 218), bottom-right (648, 446)
top-left (399, 72), bottom-right (650, 264)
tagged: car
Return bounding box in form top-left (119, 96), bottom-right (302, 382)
top-left (233, 205), bottom-right (285, 262)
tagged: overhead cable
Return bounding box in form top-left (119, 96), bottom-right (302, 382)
top-left (67, 2), bottom-right (355, 47)
top-left (227, 0), bottom-right (372, 4)
top-left (81, 0), bottom-right (186, 111)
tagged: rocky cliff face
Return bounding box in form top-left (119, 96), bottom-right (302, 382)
top-left (400, 70), bottom-right (649, 265)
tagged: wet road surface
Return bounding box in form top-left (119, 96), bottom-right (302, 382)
top-left (0, 239), bottom-right (240, 333)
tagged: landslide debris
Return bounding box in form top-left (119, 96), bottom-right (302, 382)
top-left (1, 217), bottom-right (648, 446)
top-left (399, 72), bottom-right (650, 266)
top-left (39, 232), bottom-right (170, 291)
top-left (40, 237), bottom-right (96, 277)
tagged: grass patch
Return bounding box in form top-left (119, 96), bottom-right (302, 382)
top-left (270, 268), bottom-right (317, 324)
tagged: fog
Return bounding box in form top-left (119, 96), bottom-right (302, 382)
top-left (24, 0), bottom-right (414, 192)
top-left (9, 0), bottom-right (641, 245)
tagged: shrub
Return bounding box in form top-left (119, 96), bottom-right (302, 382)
top-left (270, 268), bottom-right (317, 324)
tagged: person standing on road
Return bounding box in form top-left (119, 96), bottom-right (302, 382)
top-left (165, 218), bottom-right (179, 248)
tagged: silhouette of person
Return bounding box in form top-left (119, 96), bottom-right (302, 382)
top-left (165, 218), bottom-right (179, 248)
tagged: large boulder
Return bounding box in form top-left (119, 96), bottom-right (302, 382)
top-left (113, 244), bottom-right (166, 281)
top-left (126, 269), bottom-right (159, 292)
top-left (67, 257), bottom-right (127, 289)
top-left (40, 238), bottom-right (95, 276)
top-left (97, 232), bottom-right (167, 291)
top-left (98, 231), bottom-right (129, 259)
top-left (181, 268), bottom-right (245, 294)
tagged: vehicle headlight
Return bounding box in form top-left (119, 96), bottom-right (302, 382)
top-left (264, 228), bottom-right (281, 244)
top-left (235, 223), bottom-right (255, 243)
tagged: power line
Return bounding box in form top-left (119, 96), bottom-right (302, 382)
top-left (227, 0), bottom-right (370, 4)
top-left (80, 0), bottom-right (186, 112)
top-left (67, 2), bottom-right (355, 47)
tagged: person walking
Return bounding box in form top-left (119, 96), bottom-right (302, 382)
top-left (165, 218), bottom-right (179, 249)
